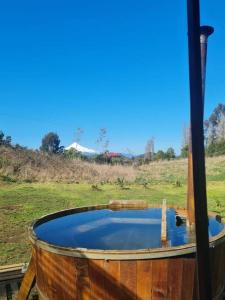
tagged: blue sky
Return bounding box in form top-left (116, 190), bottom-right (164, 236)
top-left (0, 0), bottom-right (225, 154)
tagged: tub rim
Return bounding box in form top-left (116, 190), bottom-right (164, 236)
top-left (29, 203), bottom-right (225, 260)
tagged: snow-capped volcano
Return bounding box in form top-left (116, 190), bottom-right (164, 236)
top-left (65, 142), bottom-right (98, 154)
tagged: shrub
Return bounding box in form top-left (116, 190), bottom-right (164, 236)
top-left (116, 177), bottom-right (125, 189)
top-left (0, 175), bottom-right (17, 183)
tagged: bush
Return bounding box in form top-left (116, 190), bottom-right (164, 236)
top-left (116, 177), bottom-right (125, 188)
top-left (64, 149), bottom-right (83, 159)
top-left (0, 175), bottom-right (17, 183)
top-left (174, 180), bottom-right (182, 187)
top-left (206, 139), bottom-right (225, 157)
top-left (166, 147), bottom-right (176, 160)
top-left (135, 176), bottom-right (149, 188)
top-left (181, 144), bottom-right (189, 158)
top-left (0, 130), bottom-right (12, 147)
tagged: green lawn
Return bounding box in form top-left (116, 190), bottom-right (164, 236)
top-left (0, 180), bottom-right (225, 265)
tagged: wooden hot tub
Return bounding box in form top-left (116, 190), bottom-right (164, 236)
top-left (28, 202), bottom-right (225, 300)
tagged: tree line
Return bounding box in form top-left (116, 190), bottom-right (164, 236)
top-left (180, 103), bottom-right (225, 158)
top-left (1, 103), bottom-right (225, 164)
top-left (144, 137), bottom-right (176, 162)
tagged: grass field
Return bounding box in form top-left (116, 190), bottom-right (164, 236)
top-left (1, 155), bottom-right (225, 265)
top-left (1, 178), bottom-right (225, 265)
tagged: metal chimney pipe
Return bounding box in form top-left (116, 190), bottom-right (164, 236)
top-left (187, 0), bottom-right (212, 298)
top-left (200, 26), bottom-right (214, 104)
top-left (187, 26), bottom-right (214, 227)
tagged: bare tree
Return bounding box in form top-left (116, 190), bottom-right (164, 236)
top-left (75, 128), bottom-right (84, 144)
top-left (216, 118), bottom-right (225, 141)
top-left (145, 137), bottom-right (154, 161)
top-left (182, 124), bottom-right (189, 148)
top-left (205, 103), bottom-right (225, 145)
top-left (96, 128), bottom-right (109, 153)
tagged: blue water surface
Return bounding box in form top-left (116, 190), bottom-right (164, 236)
top-left (34, 208), bottom-right (224, 250)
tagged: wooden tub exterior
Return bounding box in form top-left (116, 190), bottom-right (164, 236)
top-left (28, 203), bottom-right (225, 300)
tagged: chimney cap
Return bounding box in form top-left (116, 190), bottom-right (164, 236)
top-left (200, 25), bottom-right (214, 37)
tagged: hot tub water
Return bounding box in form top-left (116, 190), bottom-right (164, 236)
top-left (34, 208), bottom-right (224, 250)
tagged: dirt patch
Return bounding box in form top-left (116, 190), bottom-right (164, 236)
top-left (3, 232), bottom-right (27, 243)
top-left (0, 204), bottom-right (22, 211)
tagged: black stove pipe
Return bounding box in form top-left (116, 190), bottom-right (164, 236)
top-left (187, 1), bottom-right (212, 299)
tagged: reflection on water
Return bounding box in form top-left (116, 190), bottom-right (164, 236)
top-left (34, 208), bottom-right (224, 250)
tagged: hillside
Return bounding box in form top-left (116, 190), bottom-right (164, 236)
top-left (1, 145), bottom-right (225, 184)
top-left (0, 146), bottom-right (136, 183)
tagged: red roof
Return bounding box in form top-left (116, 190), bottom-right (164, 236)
top-left (104, 152), bottom-right (121, 158)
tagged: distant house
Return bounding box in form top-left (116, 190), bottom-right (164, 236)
top-left (104, 152), bottom-right (122, 159)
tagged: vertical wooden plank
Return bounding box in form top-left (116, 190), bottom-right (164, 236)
top-left (181, 258), bottom-right (196, 300)
top-left (36, 248), bottom-right (80, 300)
top-left (167, 259), bottom-right (183, 300)
top-left (137, 260), bottom-right (152, 300)
top-left (151, 259), bottom-right (168, 300)
top-left (210, 242), bottom-right (225, 300)
top-left (220, 240), bottom-right (225, 295)
top-left (161, 200), bottom-right (167, 246)
top-left (35, 247), bottom-right (47, 298)
top-left (187, 149), bottom-right (195, 226)
top-left (120, 261), bottom-right (137, 300)
top-left (89, 260), bottom-right (105, 300)
top-left (36, 247), bottom-right (56, 299)
top-left (16, 255), bottom-right (36, 300)
top-left (36, 247), bottom-right (72, 300)
top-left (103, 260), bottom-right (121, 300)
top-left (210, 244), bottom-right (218, 296)
top-left (192, 266), bottom-right (199, 300)
top-left (44, 252), bottom-right (77, 300)
top-left (76, 258), bottom-right (91, 300)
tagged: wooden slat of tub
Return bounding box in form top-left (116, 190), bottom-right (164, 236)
top-left (103, 260), bottom-right (121, 300)
top-left (167, 259), bottom-right (183, 300)
top-left (220, 240), bottom-right (225, 293)
top-left (36, 248), bottom-right (76, 300)
top-left (88, 260), bottom-right (105, 300)
top-left (76, 258), bottom-right (91, 300)
top-left (120, 261), bottom-right (137, 300)
top-left (48, 252), bottom-right (77, 300)
top-left (16, 255), bottom-right (36, 300)
top-left (181, 258), bottom-right (196, 300)
top-left (137, 260), bottom-right (152, 300)
top-left (211, 244), bottom-right (220, 296)
top-left (36, 247), bottom-right (52, 299)
top-left (210, 241), bottom-right (225, 299)
top-left (36, 248), bottom-right (45, 297)
top-left (151, 259), bottom-right (168, 300)
top-left (60, 255), bottom-right (77, 300)
top-left (217, 240), bottom-right (225, 287)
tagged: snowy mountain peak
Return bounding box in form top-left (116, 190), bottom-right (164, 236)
top-left (65, 142), bottom-right (98, 154)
